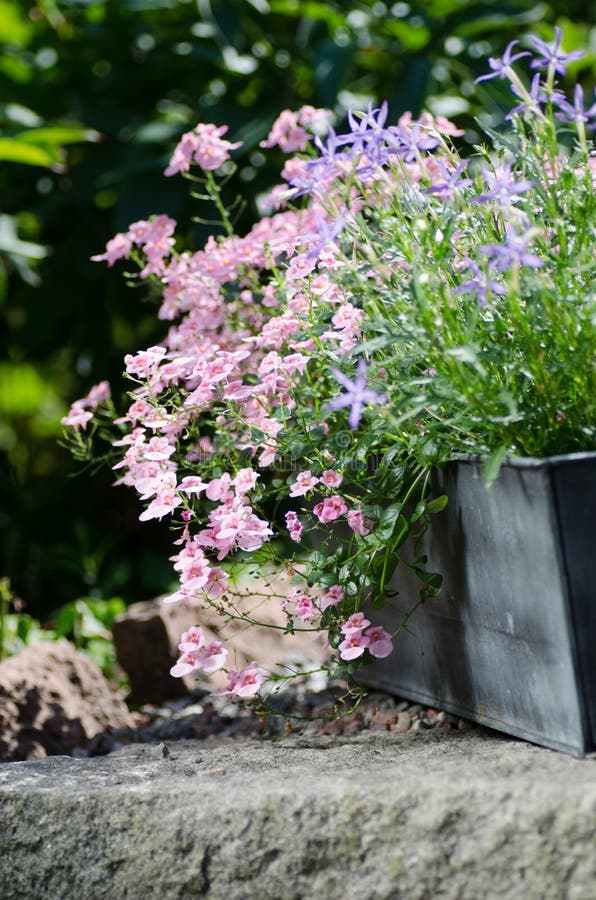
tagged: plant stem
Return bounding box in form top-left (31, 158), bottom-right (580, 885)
top-left (0, 578), bottom-right (11, 663)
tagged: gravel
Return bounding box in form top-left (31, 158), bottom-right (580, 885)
top-left (76, 677), bottom-right (473, 757)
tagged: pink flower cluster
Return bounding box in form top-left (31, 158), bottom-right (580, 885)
top-left (260, 105), bottom-right (332, 153)
top-left (165, 123), bottom-right (242, 175)
top-left (170, 626), bottom-right (228, 678)
top-left (72, 108), bottom-right (441, 697)
top-left (61, 380), bottom-right (110, 431)
top-left (338, 615), bottom-right (393, 661)
top-left (286, 466), bottom-right (374, 540)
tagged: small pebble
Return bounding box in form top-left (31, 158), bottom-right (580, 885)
top-left (393, 712), bottom-right (412, 733)
top-left (370, 711), bottom-right (398, 728)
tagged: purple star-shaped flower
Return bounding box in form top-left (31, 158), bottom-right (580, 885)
top-left (326, 358), bottom-right (387, 429)
top-left (505, 73), bottom-right (544, 120)
top-left (335, 102), bottom-right (400, 167)
top-left (454, 259), bottom-right (507, 307)
top-left (425, 160), bottom-right (472, 199)
top-left (389, 124), bottom-right (440, 162)
top-left (480, 225), bottom-right (544, 272)
top-left (473, 162), bottom-right (533, 206)
top-left (528, 26), bottom-right (585, 76)
top-left (305, 213), bottom-right (347, 261)
top-left (475, 40), bottom-right (531, 83)
top-left (554, 84), bottom-right (596, 129)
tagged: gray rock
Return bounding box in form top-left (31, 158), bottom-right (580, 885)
top-left (1, 729), bottom-right (595, 899)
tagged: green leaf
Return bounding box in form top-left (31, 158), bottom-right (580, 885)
top-left (483, 446), bottom-right (508, 488)
top-left (371, 590), bottom-right (387, 609)
top-left (446, 344), bottom-right (485, 375)
top-left (410, 499), bottom-right (426, 523)
top-left (0, 138), bottom-right (58, 167)
top-left (16, 126), bottom-right (101, 146)
top-left (0, 0), bottom-right (33, 45)
top-left (426, 495), bottom-right (448, 515)
top-left (375, 502), bottom-right (403, 541)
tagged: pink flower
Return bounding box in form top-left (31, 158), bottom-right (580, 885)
top-left (144, 436), bottom-right (175, 461)
top-left (320, 585), bottom-right (344, 611)
top-left (139, 490), bottom-right (182, 522)
top-left (82, 380), bottom-right (111, 409)
top-left (235, 664), bottom-right (266, 697)
top-left (294, 595), bottom-right (316, 621)
top-left (215, 663), bottom-right (265, 698)
top-left (178, 475), bottom-right (209, 496)
top-left (196, 500), bottom-right (273, 559)
top-left (170, 649), bottom-right (201, 678)
top-left (289, 470), bottom-right (320, 497)
top-left (196, 641), bottom-right (228, 674)
top-left (260, 109), bottom-right (310, 153)
top-left (233, 468), bottom-right (258, 495)
top-left (338, 631), bottom-right (370, 661)
top-left (124, 345), bottom-right (167, 379)
top-left (205, 474), bottom-right (234, 502)
top-left (178, 556), bottom-right (210, 592)
top-left (177, 625), bottom-right (205, 652)
top-left (365, 626), bottom-right (393, 659)
top-left (341, 613), bottom-right (371, 635)
top-left (285, 511), bottom-right (303, 542)
top-left (347, 509), bottom-right (374, 536)
top-left (320, 469), bottom-right (343, 489)
top-left (61, 405), bottom-right (94, 431)
top-left (91, 232), bottom-right (132, 267)
top-left (170, 626), bottom-right (206, 677)
top-left (202, 566), bottom-right (228, 598)
top-left (313, 495), bottom-right (348, 524)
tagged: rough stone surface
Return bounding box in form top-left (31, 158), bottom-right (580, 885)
top-left (0, 641), bottom-right (133, 762)
top-left (114, 587), bottom-right (326, 704)
top-left (112, 599), bottom-right (199, 703)
top-left (1, 730), bottom-right (595, 899)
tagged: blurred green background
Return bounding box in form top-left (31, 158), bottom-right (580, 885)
top-left (0, 0), bottom-right (593, 622)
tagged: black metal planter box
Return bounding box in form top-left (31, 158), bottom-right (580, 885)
top-left (362, 452), bottom-right (596, 756)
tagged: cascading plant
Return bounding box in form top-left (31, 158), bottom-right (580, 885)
top-left (63, 28), bottom-right (595, 707)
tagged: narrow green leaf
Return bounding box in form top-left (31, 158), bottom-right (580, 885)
top-left (483, 446), bottom-right (509, 489)
top-left (16, 126), bottom-right (101, 146)
top-left (0, 138), bottom-right (57, 167)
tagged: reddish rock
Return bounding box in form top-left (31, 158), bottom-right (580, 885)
top-left (0, 641), bottom-right (133, 762)
top-left (370, 711), bottom-right (398, 730)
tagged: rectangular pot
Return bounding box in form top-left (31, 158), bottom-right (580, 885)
top-left (361, 452), bottom-right (596, 756)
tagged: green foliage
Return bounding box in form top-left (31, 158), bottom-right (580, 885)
top-left (0, 575), bottom-right (125, 681)
top-left (50, 595), bottom-right (126, 680)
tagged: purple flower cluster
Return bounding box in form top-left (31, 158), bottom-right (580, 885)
top-left (289, 101), bottom-right (442, 196)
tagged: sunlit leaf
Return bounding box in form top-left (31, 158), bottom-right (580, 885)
top-left (0, 138), bottom-right (58, 167)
